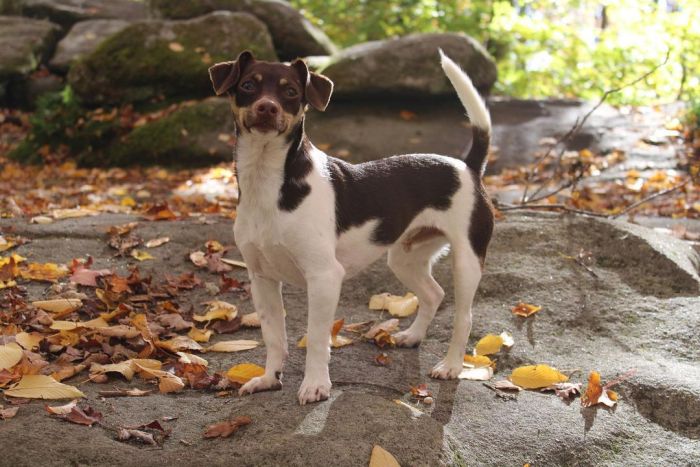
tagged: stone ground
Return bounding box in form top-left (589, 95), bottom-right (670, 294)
top-left (1, 211), bottom-right (699, 466)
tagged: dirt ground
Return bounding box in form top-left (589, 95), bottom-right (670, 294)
top-left (0, 211), bottom-right (698, 466)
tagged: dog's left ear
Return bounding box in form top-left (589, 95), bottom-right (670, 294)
top-left (292, 59), bottom-right (334, 111)
top-left (209, 50), bottom-right (254, 96)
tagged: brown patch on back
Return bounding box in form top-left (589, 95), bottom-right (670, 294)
top-left (402, 227), bottom-right (445, 252)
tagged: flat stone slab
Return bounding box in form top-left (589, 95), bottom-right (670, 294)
top-left (49, 19), bottom-right (130, 72)
top-left (0, 15), bottom-right (60, 79)
top-left (21, 0), bottom-right (148, 28)
top-left (0, 212), bottom-right (698, 465)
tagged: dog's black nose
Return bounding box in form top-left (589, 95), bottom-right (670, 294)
top-left (254, 99), bottom-right (280, 117)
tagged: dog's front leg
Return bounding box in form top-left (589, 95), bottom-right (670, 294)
top-left (239, 274), bottom-right (287, 395)
top-left (298, 261), bottom-right (345, 405)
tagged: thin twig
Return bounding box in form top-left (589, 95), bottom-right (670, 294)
top-left (498, 202), bottom-right (610, 218)
top-left (520, 49), bottom-right (672, 204)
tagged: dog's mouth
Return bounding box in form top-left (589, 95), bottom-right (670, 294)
top-left (243, 114), bottom-right (287, 134)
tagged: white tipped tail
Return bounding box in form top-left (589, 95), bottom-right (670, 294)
top-left (439, 49), bottom-right (491, 175)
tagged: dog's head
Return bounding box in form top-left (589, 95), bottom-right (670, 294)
top-left (209, 51), bottom-right (333, 136)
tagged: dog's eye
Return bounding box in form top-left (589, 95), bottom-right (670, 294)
top-left (285, 87), bottom-right (298, 98)
top-left (240, 81), bottom-right (255, 92)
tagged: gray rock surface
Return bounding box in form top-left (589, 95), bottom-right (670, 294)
top-left (21, 0), bottom-right (148, 28)
top-left (149, 0), bottom-right (336, 60)
top-left (0, 15), bottom-right (60, 103)
top-left (321, 33), bottom-right (497, 99)
top-left (49, 19), bottom-right (130, 72)
top-left (0, 211), bottom-right (698, 465)
top-left (67, 11), bottom-right (277, 105)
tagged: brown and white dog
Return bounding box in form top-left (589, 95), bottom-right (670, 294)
top-left (209, 50), bottom-right (493, 405)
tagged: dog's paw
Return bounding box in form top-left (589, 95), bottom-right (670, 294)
top-left (297, 376), bottom-right (331, 405)
top-left (430, 359), bottom-right (462, 379)
top-left (393, 329), bottom-right (423, 348)
top-left (238, 374), bottom-right (282, 396)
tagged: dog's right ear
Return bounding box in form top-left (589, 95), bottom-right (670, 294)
top-left (208, 50), bottom-right (254, 96)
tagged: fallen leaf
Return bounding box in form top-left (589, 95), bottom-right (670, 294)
top-left (0, 344), bottom-right (23, 370)
top-left (20, 262), bottom-right (68, 282)
top-left (117, 428), bottom-right (156, 445)
top-left (157, 336), bottom-right (203, 353)
top-left (130, 250), bottom-right (154, 261)
top-left (492, 380), bottom-right (522, 391)
top-left (297, 319), bottom-right (353, 348)
top-left (32, 298), bottom-right (82, 314)
top-left (4, 375), bottom-right (85, 399)
top-left (474, 331), bottom-right (514, 356)
top-left (14, 332), bottom-right (43, 351)
top-left (203, 415), bottom-right (252, 439)
top-left (511, 302), bottom-right (542, 317)
top-left (225, 363), bottom-right (264, 384)
top-left (145, 237), bottom-right (170, 248)
top-left (188, 327), bottom-right (213, 343)
top-left (510, 365), bottom-right (568, 389)
top-left (394, 399), bottom-right (423, 417)
top-left (219, 258), bottom-right (247, 269)
top-left (374, 353), bottom-right (391, 366)
top-left (90, 361), bottom-right (136, 381)
top-left (44, 400), bottom-right (78, 415)
top-left (207, 340), bottom-right (259, 353)
top-left (194, 301), bottom-right (238, 322)
top-left (189, 251), bottom-right (207, 267)
top-left (241, 312), bottom-right (261, 328)
top-left (98, 388), bottom-right (153, 397)
top-left (458, 366), bottom-right (494, 380)
top-left (410, 383), bottom-right (432, 399)
top-left (177, 352), bottom-right (209, 366)
top-left (369, 292), bottom-right (419, 317)
top-left (543, 382), bottom-right (582, 400)
top-left (581, 371), bottom-right (605, 407)
top-left (369, 445), bottom-right (401, 467)
top-left (0, 406), bottom-right (19, 419)
top-left (364, 319), bottom-right (399, 339)
top-left (463, 355), bottom-right (495, 368)
top-left (168, 42), bottom-right (184, 52)
top-left (133, 364), bottom-right (184, 394)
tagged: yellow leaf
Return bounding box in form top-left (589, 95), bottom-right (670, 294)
top-left (188, 327), bottom-right (212, 343)
top-left (0, 344), bottom-right (23, 370)
top-left (510, 365), bottom-right (568, 389)
top-left (463, 354), bottom-right (494, 368)
top-left (511, 302), bottom-right (542, 317)
top-left (369, 292), bottom-right (419, 317)
top-left (369, 445), bottom-right (401, 467)
top-left (194, 301), bottom-right (238, 322)
top-left (4, 375), bottom-right (85, 399)
top-left (15, 332), bottom-right (43, 350)
top-left (20, 262), bottom-right (68, 281)
top-left (120, 196), bottom-right (136, 207)
top-left (0, 280), bottom-right (17, 289)
top-left (176, 352), bottom-right (208, 366)
top-left (474, 331), bottom-right (513, 356)
top-left (226, 363), bottom-right (264, 384)
top-left (206, 340), bottom-right (259, 352)
top-left (130, 250), bottom-right (154, 261)
top-left (32, 298), bottom-right (82, 314)
top-left (157, 336), bottom-right (203, 352)
top-left (90, 361), bottom-right (135, 381)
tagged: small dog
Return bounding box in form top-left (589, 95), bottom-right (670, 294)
top-left (209, 50), bottom-right (493, 405)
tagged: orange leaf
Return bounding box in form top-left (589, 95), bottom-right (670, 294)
top-left (581, 371), bottom-right (603, 407)
top-left (225, 363), bottom-right (264, 385)
top-left (511, 302), bottom-right (542, 317)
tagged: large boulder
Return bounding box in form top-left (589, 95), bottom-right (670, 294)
top-left (322, 33), bottom-right (497, 99)
top-left (80, 98), bottom-right (235, 166)
top-left (20, 0), bottom-right (148, 29)
top-left (67, 11), bottom-right (277, 105)
top-left (149, 0), bottom-right (336, 60)
top-left (49, 19), bottom-right (130, 72)
top-left (0, 15), bottom-right (60, 104)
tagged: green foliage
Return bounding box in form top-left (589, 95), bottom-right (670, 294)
top-left (9, 87), bottom-right (118, 163)
top-left (292, 0), bottom-right (700, 105)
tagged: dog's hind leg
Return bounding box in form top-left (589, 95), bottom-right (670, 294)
top-left (388, 235), bottom-right (448, 347)
top-left (430, 237), bottom-right (481, 379)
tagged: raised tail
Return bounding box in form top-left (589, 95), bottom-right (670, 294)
top-left (439, 49), bottom-right (491, 176)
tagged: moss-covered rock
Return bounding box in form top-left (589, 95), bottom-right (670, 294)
top-left (67, 11), bottom-right (276, 105)
top-left (49, 19), bottom-right (130, 72)
top-left (0, 15), bottom-right (61, 105)
top-left (321, 33), bottom-right (497, 99)
top-left (149, 0), bottom-right (336, 60)
top-left (79, 97), bottom-right (235, 167)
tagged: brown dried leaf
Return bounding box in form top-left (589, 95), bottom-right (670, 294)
top-left (203, 415), bottom-right (252, 439)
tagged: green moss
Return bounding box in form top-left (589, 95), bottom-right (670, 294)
top-left (68, 12), bottom-right (276, 105)
top-left (81, 99), bottom-right (232, 167)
